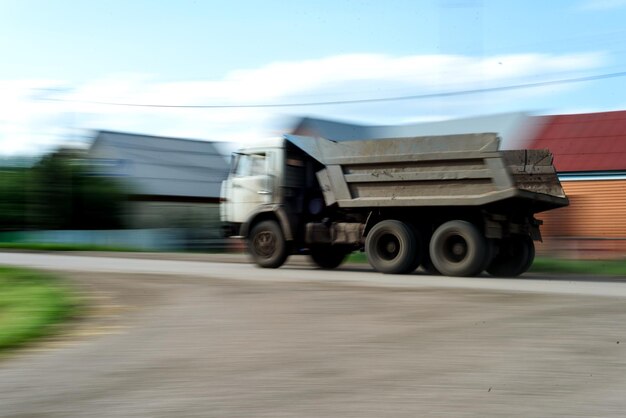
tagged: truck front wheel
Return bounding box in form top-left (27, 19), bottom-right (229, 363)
top-left (429, 220), bottom-right (489, 277)
top-left (366, 220), bottom-right (419, 274)
top-left (249, 220), bottom-right (288, 268)
top-left (486, 235), bottom-right (535, 277)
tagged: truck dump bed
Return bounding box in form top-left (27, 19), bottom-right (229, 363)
top-left (285, 133), bottom-right (568, 213)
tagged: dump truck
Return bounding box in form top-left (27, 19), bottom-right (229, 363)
top-left (220, 133), bottom-right (568, 277)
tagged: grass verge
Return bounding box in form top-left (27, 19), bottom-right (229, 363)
top-left (346, 252), bottom-right (368, 264)
top-left (0, 242), bottom-right (140, 252)
top-left (0, 267), bottom-right (79, 352)
top-left (529, 258), bottom-right (626, 277)
top-left (348, 252), bottom-right (626, 276)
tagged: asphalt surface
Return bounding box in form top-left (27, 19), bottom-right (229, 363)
top-left (1, 252), bottom-right (626, 417)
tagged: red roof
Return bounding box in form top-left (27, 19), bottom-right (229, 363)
top-left (529, 110), bottom-right (626, 172)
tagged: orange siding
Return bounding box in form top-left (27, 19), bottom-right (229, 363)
top-left (536, 179), bottom-right (626, 258)
top-left (538, 179), bottom-right (626, 238)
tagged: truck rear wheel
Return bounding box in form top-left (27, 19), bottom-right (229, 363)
top-left (429, 220), bottom-right (488, 277)
top-left (366, 220), bottom-right (419, 274)
top-left (486, 235), bottom-right (535, 277)
top-left (249, 220), bottom-right (288, 268)
top-left (309, 245), bottom-right (350, 269)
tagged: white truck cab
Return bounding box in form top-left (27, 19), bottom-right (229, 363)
top-left (220, 138), bottom-right (284, 227)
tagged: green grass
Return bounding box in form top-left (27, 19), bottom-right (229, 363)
top-left (346, 252), bottom-right (368, 264)
top-left (0, 267), bottom-right (79, 352)
top-left (348, 252), bottom-right (626, 276)
top-left (529, 258), bottom-right (626, 277)
top-left (0, 242), bottom-right (140, 252)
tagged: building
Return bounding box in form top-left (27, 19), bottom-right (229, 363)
top-left (78, 114), bottom-right (625, 255)
top-left (88, 131), bottom-right (231, 240)
top-left (528, 110), bottom-right (626, 259)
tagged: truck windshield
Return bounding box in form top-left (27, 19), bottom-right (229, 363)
top-left (234, 153), bottom-right (266, 177)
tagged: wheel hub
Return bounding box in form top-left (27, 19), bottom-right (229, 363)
top-left (377, 234), bottom-right (401, 261)
top-left (452, 243), bottom-right (466, 257)
top-left (445, 236), bottom-right (468, 263)
top-left (254, 231), bottom-right (276, 258)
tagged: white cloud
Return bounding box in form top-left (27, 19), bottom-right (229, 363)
top-left (0, 51), bottom-right (609, 155)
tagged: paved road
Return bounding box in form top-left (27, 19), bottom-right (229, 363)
top-left (1, 252), bottom-right (626, 417)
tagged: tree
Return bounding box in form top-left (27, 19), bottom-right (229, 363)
top-left (0, 168), bottom-right (31, 230)
top-left (0, 149), bottom-right (128, 231)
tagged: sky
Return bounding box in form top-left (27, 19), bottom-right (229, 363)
top-left (1, 0), bottom-right (626, 155)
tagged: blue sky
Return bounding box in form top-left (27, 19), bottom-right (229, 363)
top-left (2, 0), bottom-right (626, 154)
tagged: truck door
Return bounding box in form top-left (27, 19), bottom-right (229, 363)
top-left (227, 152), bottom-right (273, 223)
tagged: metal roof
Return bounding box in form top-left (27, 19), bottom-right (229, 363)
top-left (88, 131), bottom-right (230, 199)
top-left (529, 110), bottom-right (626, 173)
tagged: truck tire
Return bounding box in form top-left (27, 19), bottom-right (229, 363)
top-left (486, 235), bottom-right (535, 277)
top-left (429, 220), bottom-right (488, 277)
top-left (366, 220), bottom-right (419, 274)
top-left (248, 220), bottom-right (288, 268)
top-left (309, 245), bottom-right (350, 269)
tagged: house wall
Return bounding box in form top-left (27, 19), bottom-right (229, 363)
top-left (0, 229), bottom-right (186, 251)
top-left (537, 179), bottom-right (626, 259)
top-left (125, 201), bottom-right (222, 232)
